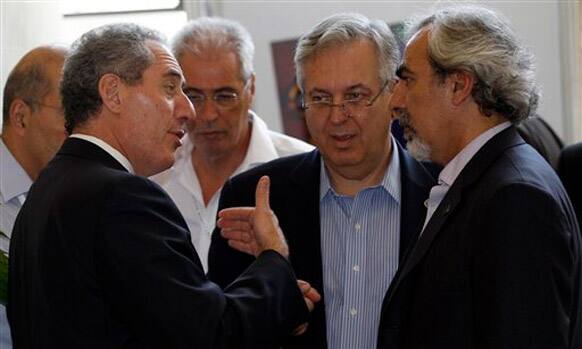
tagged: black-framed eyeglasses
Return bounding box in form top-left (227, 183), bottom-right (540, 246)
top-left (301, 79), bottom-right (391, 117)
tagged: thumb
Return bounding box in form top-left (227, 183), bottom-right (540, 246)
top-left (255, 176), bottom-right (271, 212)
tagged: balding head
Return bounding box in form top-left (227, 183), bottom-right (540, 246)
top-left (3, 46), bottom-right (68, 124)
top-left (2, 45), bottom-right (68, 180)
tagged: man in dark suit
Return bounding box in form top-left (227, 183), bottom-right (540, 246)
top-left (379, 6), bottom-right (582, 348)
top-left (558, 142), bottom-right (582, 227)
top-left (7, 23), bottom-right (318, 349)
top-left (208, 13), bottom-right (434, 349)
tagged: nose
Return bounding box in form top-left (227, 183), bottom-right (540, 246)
top-left (390, 80), bottom-right (407, 117)
top-left (196, 98), bottom-right (220, 124)
top-left (328, 102), bottom-right (350, 125)
top-left (177, 91), bottom-right (196, 123)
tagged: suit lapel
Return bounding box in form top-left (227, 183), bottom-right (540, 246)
top-left (384, 127), bottom-right (525, 306)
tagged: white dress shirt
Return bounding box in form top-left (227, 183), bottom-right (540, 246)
top-left (422, 121), bottom-right (512, 231)
top-left (152, 112), bottom-right (314, 272)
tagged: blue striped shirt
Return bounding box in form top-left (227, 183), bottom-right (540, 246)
top-left (320, 140), bottom-right (401, 349)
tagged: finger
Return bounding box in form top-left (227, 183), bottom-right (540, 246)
top-left (216, 218), bottom-right (252, 232)
top-left (218, 207), bottom-right (255, 221)
top-left (227, 240), bottom-right (255, 256)
top-left (220, 230), bottom-right (252, 243)
top-left (304, 297), bottom-right (315, 312)
top-left (292, 323), bottom-right (308, 336)
top-left (297, 279), bottom-right (311, 292)
top-left (255, 176), bottom-right (271, 212)
top-left (304, 287), bottom-right (321, 303)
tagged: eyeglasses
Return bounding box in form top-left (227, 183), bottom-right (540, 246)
top-left (302, 79), bottom-right (391, 117)
top-left (186, 91), bottom-right (241, 110)
top-left (185, 81), bottom-right (250, 111)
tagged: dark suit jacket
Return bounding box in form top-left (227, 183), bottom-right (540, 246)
top-left (558, 142), bottom-right (582, 228)
top-left (378, 128), bottom-right (582, 349)
top-left (208, 143), bottom-right (434, 348)
top-left (8, 138), bottom-right (308, 349)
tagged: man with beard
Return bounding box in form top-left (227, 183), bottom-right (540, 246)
top-left (378, 6), bottom-right (582, 348)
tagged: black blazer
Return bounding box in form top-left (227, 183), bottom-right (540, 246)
top-left (208, 143), bottom-right (434, 348)
top-left (378, 128), bottom-right (582, 349)
top-left (8, 138), bottom-right (308, 349)
top-left (558, 142), bottom-right (582, 228)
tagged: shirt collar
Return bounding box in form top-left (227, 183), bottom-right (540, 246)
top-left (0, 138), bottom-right (33, 203)
top-left (70, 134), bottom-right (134, 174)
top-left (439, 121), bottom-right (512, 186)
top-left (232, 111), bottom-right (279, 176)
top-left (320, 136), bottom-right (401, 203)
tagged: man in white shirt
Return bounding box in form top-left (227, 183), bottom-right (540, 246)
top-left (378, 5), bottom-right (582, 348)
top-left (152, 17), bottom-right (312, 271)
top-left (0, 45), bottom-right (68, 348)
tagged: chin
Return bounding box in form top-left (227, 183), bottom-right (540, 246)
top-left (406, 137), bottom-right (432, 162)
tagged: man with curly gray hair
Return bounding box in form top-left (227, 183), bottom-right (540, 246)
top-left (379, 5), bottom-right (582, 348)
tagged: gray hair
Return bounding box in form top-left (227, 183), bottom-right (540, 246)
top-left (61, 23), bottom-right (166, 133)
top-left (408, 5), bottom-right (539, 123)
top-left (3, 46), bottom-right (68, 124)
top-left (294, 13), bottom-right (400, 91)
top-left (172, 17), bottom-right (254, 82)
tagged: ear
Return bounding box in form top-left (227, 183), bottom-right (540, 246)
top-left (98, 73), bottom-right (123, 113)
top-left (448, 70), bottom-right (474, 106)
top-left (247, 73), bottom-right (256, 103)
top-left (8, 99), bottom-right (32, 135)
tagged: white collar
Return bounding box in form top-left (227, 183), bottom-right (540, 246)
top-left (233, 111), bottom-right (279, 176)
top-left (0, 138), bottom-right (32, 203)
top-left (439, 121), bottom-right (512, 187)
top-left (70, 134), bottom-right (134, 174)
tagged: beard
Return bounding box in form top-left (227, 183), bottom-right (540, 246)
top-left (398, 111), bottom-right (432, 162)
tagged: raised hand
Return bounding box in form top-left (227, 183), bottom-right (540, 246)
top-left (217, 176), bottom-right (289, 258)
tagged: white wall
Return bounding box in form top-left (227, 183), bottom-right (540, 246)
top-left (0, 0), bottom-right (570, 140)
top-left (220, 0), bottom-right (566, 138)
top-left (0, 1), bottom-right (187, 129)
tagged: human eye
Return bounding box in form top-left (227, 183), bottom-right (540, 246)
top-left (185, 92), bottom-right (205, 105)
top-left (344, 91), bottom-right (366, 102)
top-left (309, 94), bottom-right (332, 105)
top-left (215, 92), bottom-right (237, 102)
top-left (164, 82), bottom-right (179, 95)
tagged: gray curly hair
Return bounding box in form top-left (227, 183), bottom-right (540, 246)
top-left (408, 6), bottom-right (539, 123)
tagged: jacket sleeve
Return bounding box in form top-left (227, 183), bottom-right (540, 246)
top-left (96, 175), bottom-right (308, 349)
top-left (207, 178), bottom-right (257, 288)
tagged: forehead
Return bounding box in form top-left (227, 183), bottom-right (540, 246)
top-left (303, 39), bottom-right (380, 90)
top-left (402, 28), bottom-right (431, 69)
top-left (178, 49), bottom-right (244, 89)
top-left (143, 41), bottom-right (184, 81)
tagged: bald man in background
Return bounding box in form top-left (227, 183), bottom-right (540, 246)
top-left (0, 45), bottom-right (68, 348)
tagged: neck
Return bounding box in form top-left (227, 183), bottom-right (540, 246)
top-left (1, 132), bottom-right (38, 180)
top-left (191, 126), bottom-right (251, 205)
top-left (325, 142), bottom-right (392, 197)
top-left (436, 112), bottom-right (507, 166)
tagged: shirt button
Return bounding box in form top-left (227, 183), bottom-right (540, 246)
top-left (349, 308), bottom-right (357, 316)
top-left (354, 223), bottom-right (361, 231)
top-left (352, 265), bottom-right (360, 272)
